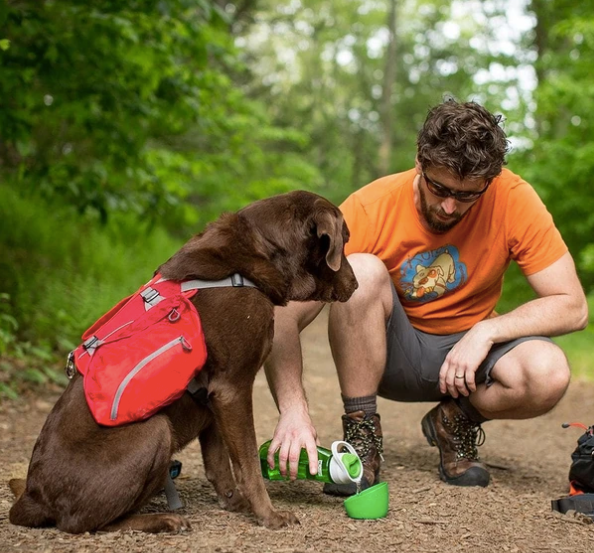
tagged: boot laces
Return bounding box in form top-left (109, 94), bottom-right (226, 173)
top-left (344, 417), bottom-right (383, 461)
top-left (445, 413), bottom-right (485, 461)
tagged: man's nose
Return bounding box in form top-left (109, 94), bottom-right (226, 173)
top-left (441, 197), bottom-right (457, 214)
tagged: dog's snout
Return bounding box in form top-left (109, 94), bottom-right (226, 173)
top-left (330, 257), bottom-right (358, 302)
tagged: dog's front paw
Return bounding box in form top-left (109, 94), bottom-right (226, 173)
top-left (260, 509), bottom-right (300, 530)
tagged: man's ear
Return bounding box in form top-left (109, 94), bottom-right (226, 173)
top-left (414, 156), bottom-right (423, 175)
top-left (313, 207), bottom-right (343, 272)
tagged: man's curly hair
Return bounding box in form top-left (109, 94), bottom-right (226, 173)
top-left (416, 99), bottom-right (510, 182)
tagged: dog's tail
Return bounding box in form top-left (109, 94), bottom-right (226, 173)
top-left (8, 478), bottom-right (26, 500)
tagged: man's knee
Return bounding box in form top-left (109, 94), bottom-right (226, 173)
top-left (341, 254), bottom-right (393, 309)
top-left (535, 345), bottom-right (571, 409)
top-left (500, 342), bottom-right (570, 413)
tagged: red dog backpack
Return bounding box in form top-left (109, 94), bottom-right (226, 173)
top-left (68, 275), bottom-right (208, 426)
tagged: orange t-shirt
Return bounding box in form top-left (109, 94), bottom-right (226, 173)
top-left (340, 168), bottom-right (567, 334)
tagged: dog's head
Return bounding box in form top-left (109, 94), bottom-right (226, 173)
top-left (238, 190), bottom-right (358, 304)
top-left (159, 191), bottom-right (358, 306)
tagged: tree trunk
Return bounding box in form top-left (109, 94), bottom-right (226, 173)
top-left (529, 0), bottom-right (550, 137)
top-left (530, 0), bottom-right (548, 87)
top-left (378, 0), bottom-right (397, 176)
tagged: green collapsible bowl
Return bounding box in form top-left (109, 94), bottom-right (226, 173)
top-left (343, 481), bottom-right (389, 519)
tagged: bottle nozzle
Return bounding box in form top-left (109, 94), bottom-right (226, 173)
top-left (330, 441), bottom-right (363, 484)
top-left (341, 453), bottom-right (362, 479)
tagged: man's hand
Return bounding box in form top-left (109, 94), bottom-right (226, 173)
top-left (267, 408), bottom-right (319, 480)
top-left (439, 321), bottom-right (494, 398)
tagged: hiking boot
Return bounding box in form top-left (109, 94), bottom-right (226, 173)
top-left (323, 410), bottom-right (383, 497)
top-left (421, 399), bottom-right (490, 487)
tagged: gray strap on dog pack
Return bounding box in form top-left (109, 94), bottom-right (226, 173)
top-left (145, 274), bottom-right (257, 299)
top-left (180, 273), bottom-right (257, 291)
top-left (140, 287), bottom-right (164, 310)
top-left (142, 274), bottom-right (257, 311)
top-left (164, 473), bottom-right (183, 511)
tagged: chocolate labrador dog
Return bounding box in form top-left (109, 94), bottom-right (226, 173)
top-left (8, 190), bottom-right (358, 534)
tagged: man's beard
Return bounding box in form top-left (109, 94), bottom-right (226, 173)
top-left (419, 187), bottom-right (464, 233)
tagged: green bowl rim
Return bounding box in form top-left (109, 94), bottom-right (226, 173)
top-left (343, 481), bottom-right (389, 519)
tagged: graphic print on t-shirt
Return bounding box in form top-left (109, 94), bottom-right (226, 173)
top-left (400, 245), bottom-right (467, 302)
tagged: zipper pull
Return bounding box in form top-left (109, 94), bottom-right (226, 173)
top-left (180, 336), bottom-right (193, 352)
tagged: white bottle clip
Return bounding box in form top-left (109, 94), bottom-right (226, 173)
top-left (329, 441), bottom-right (363, 484)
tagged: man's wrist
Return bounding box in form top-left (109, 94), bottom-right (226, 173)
top-left (475, 318), bottom-right (499, 345)
top-left (278, 397), bottom-right (309, 418)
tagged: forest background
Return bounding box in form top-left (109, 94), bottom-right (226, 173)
top-left (1, 0), bottom-right (593, 397)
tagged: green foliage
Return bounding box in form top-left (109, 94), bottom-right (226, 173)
top-left (516, 1), bottom-right (594, 291)
top-left (0, 383), bottom-right (19, 400)
top-left (0, 0), bottom-right (321, 234)
top-left (496, 263), bottom-right (537, 315)
top-left (0, 0), bottom-right (326, 396)
top-left (0, 181), bottom-right (183, 349)
top-left (554, 294), bottom-right (594, 381)
top-left (0, 290), bottom-right (69, 401)
top-left (239, 0), bottom-right (527, 204)
top-left (2, 1), bottom-right (221, 222)
top-left (0, 293), bottom-right (18, 355)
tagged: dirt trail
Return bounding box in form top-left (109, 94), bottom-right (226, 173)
top-left (1, 309), bottom-right (593, 552)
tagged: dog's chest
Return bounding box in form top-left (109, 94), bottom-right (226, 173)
top-left (195, 290), bottom-right (275, 366)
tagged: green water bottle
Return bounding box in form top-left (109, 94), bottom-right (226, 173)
top-left (259, 440), bottom-right (362, 485)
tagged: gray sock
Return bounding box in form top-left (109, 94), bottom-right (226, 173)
top-left (342, 394), bottom-right (377, 417)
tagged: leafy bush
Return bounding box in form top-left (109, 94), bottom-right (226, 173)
top-left (0, 293), bottom-right (17, 356)
top-left (0, 182), bottom-right (182, 350)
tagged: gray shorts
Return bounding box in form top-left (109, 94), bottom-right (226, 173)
top-left (378, 283), bottom-right (553, 402)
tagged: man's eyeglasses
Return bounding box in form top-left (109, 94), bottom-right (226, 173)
top-left (422, 172), bottom-right (490, 203)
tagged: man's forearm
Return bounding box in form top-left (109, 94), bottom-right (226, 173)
top-left (478, 252), bottom-right (588, 344)
top-left (480, 293), bottom-right (588, 344)
top-left (264, 302), bottom-right (325, 414)
top-left (264, 324), bottom-right (308, 414)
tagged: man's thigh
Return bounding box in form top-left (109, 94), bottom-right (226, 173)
top-left (377, 283), bottom-right (554, 402)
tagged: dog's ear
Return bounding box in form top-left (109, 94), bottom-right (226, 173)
top-left (313, 205), bottom-right (344, 272)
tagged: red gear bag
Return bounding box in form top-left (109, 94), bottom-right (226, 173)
top-left (69, 275), bottom-right (208, 427)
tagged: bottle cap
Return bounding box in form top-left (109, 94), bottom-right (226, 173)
top-left (330, 441), bottom-right (362, 484)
